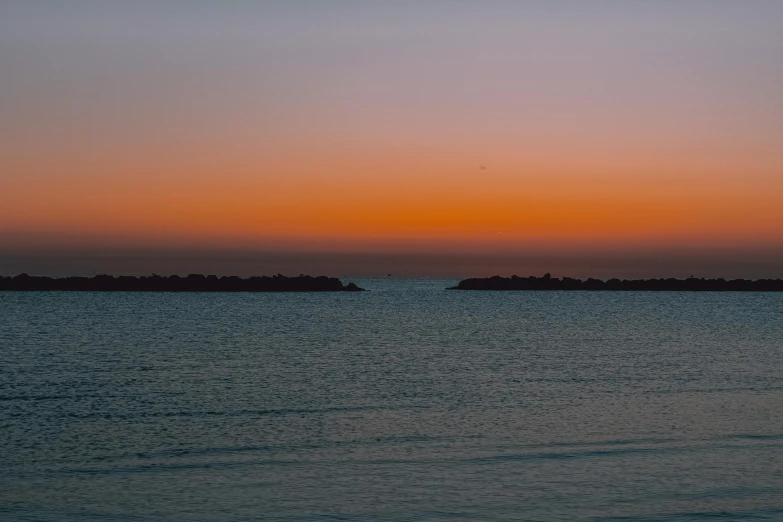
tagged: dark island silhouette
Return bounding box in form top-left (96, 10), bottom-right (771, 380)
top-left (450, 273), bottom-right (783, 291)
top-left (0, 273), bottom-right (364, 292)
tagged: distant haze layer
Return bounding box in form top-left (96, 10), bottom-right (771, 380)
top-left (2, 246), bottom-right (781, 280)
top-left (2, 2), bottom-right (782, 276)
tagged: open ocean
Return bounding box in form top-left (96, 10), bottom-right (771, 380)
top-left (2, 278), bottom-right (782, 521)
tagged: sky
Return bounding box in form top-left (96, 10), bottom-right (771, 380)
top-left (2, 1), bottom-right (782, 277)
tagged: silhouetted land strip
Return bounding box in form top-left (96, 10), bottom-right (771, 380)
top-left (450, 274), bottom-right (783, 292)
top-left (0, 274), bottom-right (364, 292)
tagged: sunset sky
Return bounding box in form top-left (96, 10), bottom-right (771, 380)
top-left (2, 2), bottom-right (782, 277)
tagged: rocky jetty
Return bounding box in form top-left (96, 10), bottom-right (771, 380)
top-left (0, 273), bottom-right (364, 292)
top-left (450, 273), bottom-right (783, 291)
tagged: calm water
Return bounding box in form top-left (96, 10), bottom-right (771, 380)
top-left (2, 279), bottom-right (783, 521)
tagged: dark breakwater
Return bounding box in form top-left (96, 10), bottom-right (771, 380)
top-left (0, 273), bottom-right (364, 292)
top-left (451, 274), bottom-right (783, 291)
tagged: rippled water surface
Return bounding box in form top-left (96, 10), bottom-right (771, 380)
top-left (2, 279), bottom-right (783, 521)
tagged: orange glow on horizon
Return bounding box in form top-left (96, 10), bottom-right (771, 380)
top-left (4, 154), bottom-right (782, 254)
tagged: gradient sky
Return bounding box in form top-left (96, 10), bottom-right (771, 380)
top-left (2, 1), bottom-right (782, 276)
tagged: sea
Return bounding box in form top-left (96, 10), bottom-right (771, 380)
top-left (2, 278), bottom-right (782, 521)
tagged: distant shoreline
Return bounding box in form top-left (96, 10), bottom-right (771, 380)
top-left (0, 274), bottom-right (364, 292)
top-left (450, 274), bottom-right (783, 291)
